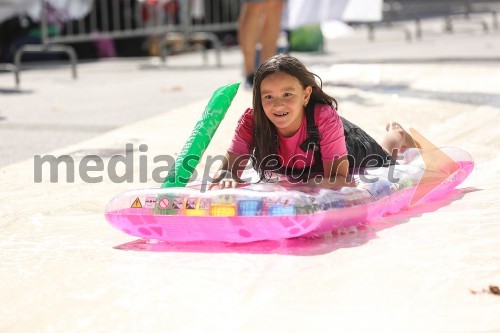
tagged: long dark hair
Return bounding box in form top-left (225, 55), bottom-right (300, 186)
top-left (251, 54), bottom-right (338, 180)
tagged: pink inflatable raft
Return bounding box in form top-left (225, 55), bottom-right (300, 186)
top-left (104, 147), bottom-right (473, 243)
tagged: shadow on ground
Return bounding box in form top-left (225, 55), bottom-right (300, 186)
top-left (0, 88), bottom-right (33, 94)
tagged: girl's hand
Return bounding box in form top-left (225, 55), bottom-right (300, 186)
top-left (218, 178), bottom-right (239, 189)
top-left (208, 171), bottom-right (240, 190)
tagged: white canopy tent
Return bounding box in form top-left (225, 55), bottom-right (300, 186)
top-left (0, 0), bottom-right (93, 23)
top-left (284, 0), bottom-right (383, 29)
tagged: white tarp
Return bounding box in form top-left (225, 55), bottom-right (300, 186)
top-left (285, 0), bottom-right (383, 29)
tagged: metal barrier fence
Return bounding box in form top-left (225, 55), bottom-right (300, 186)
top-left (0, 63), bottom-right (18, 79)
top-left (369, 0), bottom-right (499, 41)
top-left (6, 0), bottom-right (500, 85)
top-left (13, 0), bottom-right (242, 83)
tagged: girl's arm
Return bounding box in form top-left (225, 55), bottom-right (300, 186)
top-left (307, 156), bottom-right (356, 188)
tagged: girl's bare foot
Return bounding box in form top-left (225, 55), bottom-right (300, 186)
top-left (386, 122), bottom-right (421, 150)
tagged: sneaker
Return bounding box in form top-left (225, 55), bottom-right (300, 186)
top-left (244, 73), bottom-right (254, 89)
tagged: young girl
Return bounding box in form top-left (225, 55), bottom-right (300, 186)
top-left (214, 54), bottom-right (418, 189)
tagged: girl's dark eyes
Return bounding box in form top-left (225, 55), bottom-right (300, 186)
top-left (262, 92), bottom-right (293, 99)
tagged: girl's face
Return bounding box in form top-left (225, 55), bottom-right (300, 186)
top-left (260, 71), bottom-right (312, 137)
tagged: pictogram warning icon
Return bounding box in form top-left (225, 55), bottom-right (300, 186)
top-left (131, 197), bottom-right (142, 208)
top-left (199, 198), bottom-right (211, 210)
top-left (144, 197), bottom-right (157, 209)
top-left (172, 197), bottom-right (184, 209)
top-left (158, 197), bottom-right (170, 209)
top-left (186, 198), bottom-right (197, 209)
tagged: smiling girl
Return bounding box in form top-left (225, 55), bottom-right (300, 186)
top-left (214, 54), bottom-right (418, 189)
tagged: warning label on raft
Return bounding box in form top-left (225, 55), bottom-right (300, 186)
top-left (144, 197), bottom-right (157, 208)
top-left (158, 197), bottom-right (170, 209)
top-left (131, 197), bottom-right (142, 208)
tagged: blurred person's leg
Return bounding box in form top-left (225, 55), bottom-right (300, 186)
top-left (238, 0), bottom-right (264, 86)
top-left (260, 0), bottom-right (284, 62)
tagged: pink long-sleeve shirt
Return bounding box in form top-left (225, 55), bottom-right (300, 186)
top-left (228, 103), bottom-right (347, 169)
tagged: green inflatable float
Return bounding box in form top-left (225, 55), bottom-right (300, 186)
top-left (162, 82), bottom-right (240, 188)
